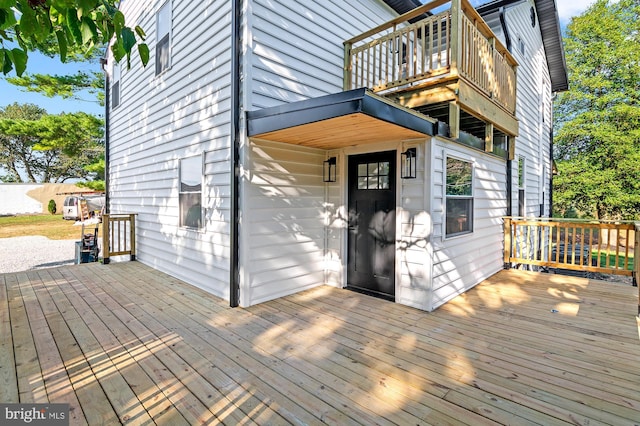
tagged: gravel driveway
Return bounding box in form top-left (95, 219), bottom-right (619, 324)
top-left (0, 236), bottom-right (79, 273)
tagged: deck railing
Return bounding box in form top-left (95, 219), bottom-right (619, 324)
top-left (503, 217), bottom-right (640, 283)
top-left (344, 0), bottom-right (517, 113)
top-left (102, 213), bottom-right (136, 264)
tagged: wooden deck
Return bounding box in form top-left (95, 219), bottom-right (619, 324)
top-left (1, 263), bottom-right (639, 425)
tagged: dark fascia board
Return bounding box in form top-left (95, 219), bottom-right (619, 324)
top-left (383, 0), bottom-right (424, 15)
top-left (533, 0), bottom-right (568, 92)
top-left (477, 0), bottom-right (568, 92)
top-left (247, 88), bottom-right (436, 138)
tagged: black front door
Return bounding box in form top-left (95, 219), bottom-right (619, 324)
top-left (347, 151), bottom-right (396, 300)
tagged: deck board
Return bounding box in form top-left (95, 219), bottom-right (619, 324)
top-left (2, 263), bottom-right (639, 425)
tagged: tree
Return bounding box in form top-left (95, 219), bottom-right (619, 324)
top-left (6, 69), bottom-right (105, 104)
top-left (0, 102), bottom-right (46, 182)
top-left (0, 0), bottom-right (148, 76)
top-left (553, 0), bottom-right (640, 220)
top-left (0, 102), bottom-right (104, 183)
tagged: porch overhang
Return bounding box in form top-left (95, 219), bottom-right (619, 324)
top-left (246, 88), bottom-right (437, 150)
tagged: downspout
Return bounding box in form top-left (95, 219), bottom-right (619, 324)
top-left (499, 7), bottom-right (511, 52)
top-left (229, 0), bottom-right (241, 307)
top-left (100, 57), bottom-right (110, 214)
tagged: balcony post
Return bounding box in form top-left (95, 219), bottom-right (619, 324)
top-left (343, 42), bottom-right (352, 91)
top-left (450, 0), bottom-right (463, 75)
top-left (507, 135), bottom-right (516, 161)
top-left (485, 122), bottom-right (494, 152)
top-left (449, 102), bottom-right (460, 139)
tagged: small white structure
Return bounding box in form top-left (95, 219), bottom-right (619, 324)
top-left (107, 0), bottom-right (567, 311)
top-left (0, 184), bottom-right (43, 215)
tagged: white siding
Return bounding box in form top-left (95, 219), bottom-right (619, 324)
top-left (430, 139), bottom-right (507, 310)
top-left (109, 0), bottom-right (233, 298)
top-left (243, 140), bottom-right (326, 305)
top-left (248, 0), bottom-right (398, 108)
top-left (507, 1), bottom-right (553, 217)
top-left (397, 141), bottom-right (433, 311)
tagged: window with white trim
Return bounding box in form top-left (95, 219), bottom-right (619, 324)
top-left (518, 156), bottom-right (525, 216)
top-left (156, 1), bottom-right (172, 75)
top-left (112, 61), bottom-right (121, 109)
top-left (179, 155), bottom-right (202, 229)
top-left (446, 157), bottom-right (473, 236)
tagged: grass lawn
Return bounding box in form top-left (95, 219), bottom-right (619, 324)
top-left (593, 250), bottom-right (634, 270)
top-left (0, 214), bottom-right (100, 240)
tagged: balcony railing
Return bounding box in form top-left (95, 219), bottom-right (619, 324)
top-left (503, 217), bottom-right (640, 284)
top-left (344, 0), bottom-right (517, 114)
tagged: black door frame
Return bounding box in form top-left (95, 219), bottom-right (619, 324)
top-left (346, 150), bottom-right (398, 301)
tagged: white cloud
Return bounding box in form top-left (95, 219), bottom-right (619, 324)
top-left (556, 0), bottom-right (595, 24)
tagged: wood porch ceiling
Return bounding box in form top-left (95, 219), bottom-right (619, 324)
top-left (246, 88), bottom-right (437, 150)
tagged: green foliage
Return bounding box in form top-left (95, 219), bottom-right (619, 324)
top-left (0, 102), bottom-right (104, 184)
top-left (553, 0), bottom-right (640, 220)
top-left (47, 199), bottom-right (57, 214)
top-left (0, 0), bottom-right (148, 76)
top-left (6, 70), bottom-right (105, 105)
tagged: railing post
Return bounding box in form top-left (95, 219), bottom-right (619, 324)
top-left (343, 42), bottom-right (352, 91)
top-left (635, 222), bottom-right (640, 316)
top-left (102, 214), bottom-right (110, 265)
top-left (130, 214), bottom-right (136, 261)
top-left (449, 0), bottom-right (463, 76)
top-left (504, 217), bottom-right (512, 269)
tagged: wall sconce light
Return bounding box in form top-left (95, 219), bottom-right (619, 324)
top-left (401, 147), bottom-right (417, 179)
top-left (323, 157), bottom-right (337, 182)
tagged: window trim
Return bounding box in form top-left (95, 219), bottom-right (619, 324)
top-left (179, 154), bottom-right (203, 230)
top-left (517, 156), bottom-right (526, 217)
top-left (445, 156), bottom-right (474, 238)
top-left (155, 0), bottom-right (172, 76)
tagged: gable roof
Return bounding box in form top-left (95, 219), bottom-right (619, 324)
top-left (476, 0), bottom-right (568, 92)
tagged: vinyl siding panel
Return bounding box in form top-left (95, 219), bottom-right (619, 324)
top-left (430, 140), bottom-right (507, 310)
top-left (108, 0), bottom-right (232, 299)
top-left (244, 140), bottom-right (326, 305)
top-left (249, 0), bottom-right (398, 108)
top-left (506, 2), bottom-right (553, 217)
top-left (397, 141), bottom-right (434, 311)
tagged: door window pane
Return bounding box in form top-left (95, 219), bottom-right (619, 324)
top-left (357, 161), bottom-right (390, 190)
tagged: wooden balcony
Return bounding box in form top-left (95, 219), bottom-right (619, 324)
top-left (344, 0), bottom-right (519, 139)
top-left (2, 262), bottom-right (640, 424)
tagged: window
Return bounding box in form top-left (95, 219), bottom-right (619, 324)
top-left (446, 157), bottom-right (473, 236)
top-left (517, 37), bottom-right (525, 56)
top-left (156, 2), bottom-right (172, 75)
top-left (112, 61), bottom-right (121, 109)
top-left (179, 155), bottom-right (202, 229)
top-left (357, 161), bottom-right (390, 190)
top-left (518, 156), bottom-right (525, 216)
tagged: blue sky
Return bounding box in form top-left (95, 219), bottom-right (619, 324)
top-left (0, 52), bottom-right (104, 116)
top-left (0, 0), bottom-right (593, 116)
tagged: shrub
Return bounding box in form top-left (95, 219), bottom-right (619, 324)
top-left (48, 199), bottom-right (57, 215)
